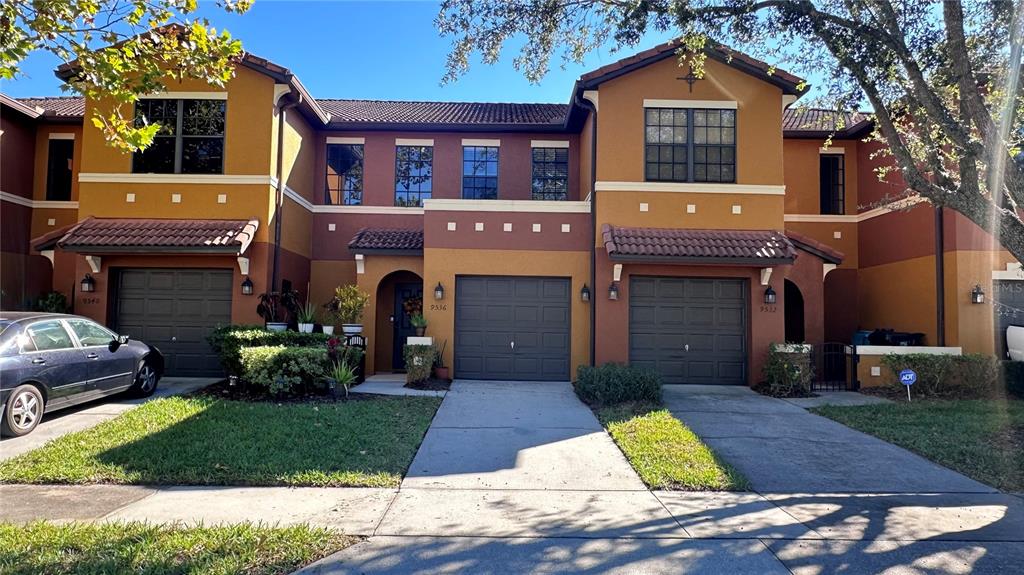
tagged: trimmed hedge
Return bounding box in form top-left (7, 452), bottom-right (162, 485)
top-left (880, 353), bottom-right (1007, 399)
top-left (238, 345), bottom-right (332, 395)
top-left (403, 345), bottom-right (437, 384)
top-left (759, 344), bottom-right (813, 398)
top-left (574, 363), bottom-right (662, 406)
top-left (208, 326), bottom-right (331, 376)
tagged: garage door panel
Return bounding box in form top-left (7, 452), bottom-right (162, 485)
top-left (630, 277), bottom-right (747, 385)
top-left (116, 268), bottom-right (232, 377)
top-left (455, 276), bottom-right (570, 381)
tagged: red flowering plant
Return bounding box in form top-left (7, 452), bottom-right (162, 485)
top-left (326, 337), bottom-right (342, 364)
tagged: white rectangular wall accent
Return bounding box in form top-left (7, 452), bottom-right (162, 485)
top-left (125, 193), bottom-right (136, 203)
top-left (643, 99), bottom-right (737, 109)
top-left (48, 133), bottom-right (75, 140)
top-left (531, 140), bottom-right (570, 148)
top-left (217, 194), bottom-right (227, 204)
top-left (687, 204), bottom-right (697, 214)
top-left (328, 223), bottom-right (336, 231)
top-left (833, 231), bottom-right (842, 239)
top-left (639, 202), bottom-right (649, 212)
top-left (820, 147), bottom-right (846, 154)
top-left (327, 137), bottom-right (365, 145)
top-left (532, 223), bottom-right (541, 233)
top-left (732, 205), bottom-right (742, 214)
top-left (561, 224), bottom-right (571, 233)
top-left (396, 138), bottom-right (434, 146)
top-left (474, 222), bottom-right (484, 231)
top-left (503, 223), bottom-right (513, 232)
top-left (145, 91), bottom-right (227, 100)
top-left (462, 138), bottom-right (501, 147)
top-left (447, 222), bottom-right (457, 231)
top-left (47, 218), bottom-right (55, 226)
top-left (171, 193), bottom-right (181, 203)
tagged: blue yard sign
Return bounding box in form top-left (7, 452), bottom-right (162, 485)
top-left (899, 369), bottom-right (917, 401)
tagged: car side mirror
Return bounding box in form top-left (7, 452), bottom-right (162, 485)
top-left (109, 335), bottom-right (129, 351)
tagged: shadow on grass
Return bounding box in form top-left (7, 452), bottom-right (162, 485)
top-left (0, 396), bottom-right (440, 487)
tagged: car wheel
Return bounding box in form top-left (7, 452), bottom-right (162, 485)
top-left (129, 360), bottom-right (160, 398)
top-left (2, 385), bottom-right (44, 437)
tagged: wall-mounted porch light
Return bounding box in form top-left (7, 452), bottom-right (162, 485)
top-left (80, 274), bottom-right (96, 293)
top-left (970, 284), bottom-right (985, 304)
top-left (764, 286), bottom-right (777, 305)
top-left (240, 276), bottom-right (254, 296)
top-left (608, 282), bottom-right (620, 301)
top-left (580, 284), bottom-right (591, 302)
top-left (434, 282), bottom-right (445, 300)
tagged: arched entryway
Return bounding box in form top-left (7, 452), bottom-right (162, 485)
top-left (785, 279), bottom-right (806, 343)
top-left (374, 270), bottom-right (423, 372)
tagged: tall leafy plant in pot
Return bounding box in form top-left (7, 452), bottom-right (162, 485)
top-left (327, 285), bottom-right (370, 335)
top-left (256, 291), bottom-right (299, 332)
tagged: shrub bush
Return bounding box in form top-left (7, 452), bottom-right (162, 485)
top-left (574, 363), bottom-right (662, 406)
top-left (238, 345), bottom-right (332, 395)
top-left (403, 345), bottom-right (437, 384)
top-left (880, 353), bottom-right (1001, 398)
top-left (759, 344), bottom-right (813, 397)
top-left (208, 326), bottom-right (332, 375)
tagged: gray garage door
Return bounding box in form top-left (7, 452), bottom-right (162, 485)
top-left (455, 276), bottom-right (571, 381)
top-left (115, 269), bottom-right (233, 376)
top-left (995, 280), bottom-right (1024, 359)
top-left (630, 277), bottom-right (747, 385)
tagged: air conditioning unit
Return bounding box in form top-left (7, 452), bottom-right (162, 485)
top-left (1008, 325), bottom-right (1024, 361)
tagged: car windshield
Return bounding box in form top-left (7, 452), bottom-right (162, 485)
top-left (0, 320), bottom-right (11, 334)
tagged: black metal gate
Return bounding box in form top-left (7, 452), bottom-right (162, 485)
top-left (811, 342), bottom-right (853, 391)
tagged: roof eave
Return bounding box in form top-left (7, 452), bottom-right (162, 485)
top-left (608, 253), bottom-right (796, 266)
top-left (0, 94), bottom-right (44, 118)
top-left (55, 245), bottom-right (245, 255)
top-left (324, 121), bottom-right (568, 133)
top-left (349, 248), bottom-right (424, 256)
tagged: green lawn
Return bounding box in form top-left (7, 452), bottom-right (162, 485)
top-left (813, 399), bottom-right (1024, 492)
top-left (0, 396), bottom-right (440, 487)
top-left (0, 522), bottom-right (355, 575)
top-left (597, 402), bottom-right (749, 491)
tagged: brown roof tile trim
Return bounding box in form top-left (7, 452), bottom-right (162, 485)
top-left (15, 96), bottom-right (84, 118)
top-left (783, 108), bottom-right (873, 137)
top-left (603, 224), bottom-right (797, 265)
top-left (348, 228), bottom-right (424, 253)
top-left (37, 217), bottom-right (258, 253)
top-left (785, 230), bottom-right (845, 264)
top-left (320, 100), bottom-right (567, 127)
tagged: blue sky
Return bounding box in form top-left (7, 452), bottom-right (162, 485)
top-left (2, 0), bottom-right (819, 103)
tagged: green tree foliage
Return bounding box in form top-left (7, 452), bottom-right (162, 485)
top-left (2, 0), bottom-right (251, 150)
top-left (437, 0), bottom-right (1024, 262)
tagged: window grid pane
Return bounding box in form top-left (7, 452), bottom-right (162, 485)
top-left (692, 109), bottom-right (736, 183)
top-left (644, 107), bottom-right (689, 182)
top-left (531, 147), bottom-right (569, 200)
top-left (326, 144), bottom-right (364, 205)
top-left (820, 154), bottom-right (845, 215)
top-left (132, 99), bottom-right (226, 174)
top-left (462, 146), bottom-right (499, 199)
top-left (395, 145), bottom-right (433, 207)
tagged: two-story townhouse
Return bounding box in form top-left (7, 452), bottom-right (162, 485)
top-left (2, 38), bottom-right (1019, 381)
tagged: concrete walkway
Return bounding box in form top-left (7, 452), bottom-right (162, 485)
top-left (401, 380), bottom-right (643, 490)
top-left (0, 377), bottom-right (217, 461)
top-left (663, 385), bottom-right (994, 493)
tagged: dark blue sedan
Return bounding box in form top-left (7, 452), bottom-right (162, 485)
top-left (0, 312), bottom-right (164, 437)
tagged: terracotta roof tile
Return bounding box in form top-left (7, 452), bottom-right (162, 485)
top-left (603, 225), bottom-right (796, 264)
top-left (785, 230), bottom-right (845, 264)
top-left (348, 228), bottom-right (424, 252)
top-left (42, 217), bottom-right (258, 253)
top-left (16, 96), bottom-right (84, 118)
top-left (319, 100), bottom-right (568, 127)
top-left (783, 108), bottom-right (873, 136)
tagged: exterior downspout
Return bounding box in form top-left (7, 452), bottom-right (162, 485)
top-left (574, 91), bottom-right (598, 366)
top-left (935, 205), bottom-right (946, 346)
top-left (272, 93), bottom-right (301, 292)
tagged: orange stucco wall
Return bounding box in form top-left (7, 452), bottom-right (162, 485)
top-left (782, 139), bottom-right (859, 216)
top-left (33, 124), bottom-right (84, 202)
top-left (353, 255), bottom-right (424, 375)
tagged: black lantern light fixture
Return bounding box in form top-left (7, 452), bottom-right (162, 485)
top-left (608, 282), bottom-right (620, 301)
top-left (240, 276), bottom-right (254, 296)
top-left (434, 282), bottom-right (445, 300)
top-left (764, 286), bottom-right (777, 305)
top-left (80, 274), bottom-right (96, 293)
top-left (970, 284), bottom-right (985, 304)
top-left (580, 284), bottom-right (591, 302)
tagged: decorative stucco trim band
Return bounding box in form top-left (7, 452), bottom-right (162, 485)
top-left (596, 181), bottom-right (785, 195)
top-left (422, 199), bottom-right (591, 213)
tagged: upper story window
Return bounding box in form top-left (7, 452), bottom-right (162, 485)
top-left (462, 146), bottom-right (499, 199)
top-left (326, 144), bottom-right (364, 205)
top-left (820, 154), bottom-right (845, 215)
top-left (644, 107), bottom-right (735, 183)
top-left (531, 147), bottom-right (569, 201)
top-left (395, 145), bottom-right (433, 207)
top-left (132, 99), bottom-right (226, 174)
top-left (46, 138), bottom-right (74, 201)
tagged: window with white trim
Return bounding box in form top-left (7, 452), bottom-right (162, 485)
top-left (395, 145), bottom-right (433, 207)
top-left (644, 107), bottom-right (736, 183)
top-left (462, 146), bottom-right (499, 199)
top-left (132, 99), bottom-right (226, 174)
top-left (326, 144), bottom-right (364, 205)
top-left (531, 147), bottom-right (569, 200)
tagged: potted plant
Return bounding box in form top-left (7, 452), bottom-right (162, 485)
top-left (410, 313), bottom-right (428, 336)
top-left (432, 339), bottom-right (449, 380)
top-left (256, 291), bottom-right (299, 331)
top-left (296, 301), bottom-right (317, 333)
top-left (326, 360), bottom-right (358, 399)
top-left (328, 284), bottom-right (370, 335)
top-left (319, 308), bottom-right (335, 335)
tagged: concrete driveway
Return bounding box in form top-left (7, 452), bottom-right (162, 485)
top-left (402, 380), bottom-right (644, 490)
top-left (663, 385), bottom-right (995, 493)
top-left (0, 377), bottom-right (217, 461)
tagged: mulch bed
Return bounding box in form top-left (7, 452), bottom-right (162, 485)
top-left (189, 379), bottom-right (374, 403)
top-left (405, 378), bottom-right (451, 391)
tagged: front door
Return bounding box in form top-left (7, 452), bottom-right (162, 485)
top-left (393, 283), bottom-right (423, 370)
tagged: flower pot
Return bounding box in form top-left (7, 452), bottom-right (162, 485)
top-left (415, 327), bottom-right (426, 337)
top-left (342, 324), bottom-right (363, 335)
top-left (322, 325), bottom-right (335, 335)
top-left (433, 366), bottom-right (450, 380)
top-left (298, 323), bottom-right (314, 333)
top-left (266, 322), bottom-right (287, 332)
